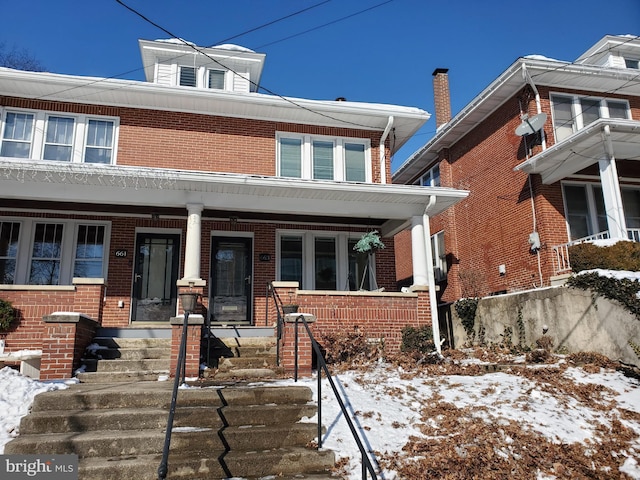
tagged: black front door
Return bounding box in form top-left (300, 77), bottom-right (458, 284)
top-left (210, 236), bottom-right (253, 325)
top-left (132, 233), bottom-right (180, 322)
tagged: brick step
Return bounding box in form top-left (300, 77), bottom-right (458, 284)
top-left (28, 382), bottom-right (313, 412)
top-left (5, 423), bottom-right (319, 457)
top-left (19, 403), bottom-right (317, 434)
top-left (78, 448), bottom-right (335, 479)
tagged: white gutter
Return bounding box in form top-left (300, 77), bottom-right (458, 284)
top-left (422, 195), bottom-right (442, 354)
top-left (521, 64), bottom-right (546, 150)
top-left (379, 116), bottom-right (394, 184)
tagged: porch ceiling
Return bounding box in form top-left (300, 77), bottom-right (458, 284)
top-left (514, 118), bottom-right (640, 184)
top-left (0, 159), bottom-right (468, 236)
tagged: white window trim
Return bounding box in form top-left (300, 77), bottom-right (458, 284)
top-left (276, 132), bottom-right (372, 182)
top-left (431, 230), bottom-right (446, 281)
top-left (415, 163), bottom-right (441, 186)
top-left (1, 217), bottom-right (111, 285)
top-left (276, 229), bottom-right (375, 290)
top-left (550, 93), bottom-right (631, 141)
top-left (0, 107), bottom-right (119, 165)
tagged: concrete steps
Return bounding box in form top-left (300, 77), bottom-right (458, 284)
top-left (6, 329), bottom-right (335, 479)
top-left (5, 381), bottom-right (335, 479)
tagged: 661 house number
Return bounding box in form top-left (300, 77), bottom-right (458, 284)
top-left (114, 250), bottom-right (128, 258)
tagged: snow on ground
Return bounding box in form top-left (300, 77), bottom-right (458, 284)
top-left (1, 357), bottom-right (639, 479)
top-left (0, 367), bottom-right (74, 453)
top-left (274, 357), bottom-right (640, 479)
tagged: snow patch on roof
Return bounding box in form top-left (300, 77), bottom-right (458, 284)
top-left (524, 54), bottom-right (561, 61)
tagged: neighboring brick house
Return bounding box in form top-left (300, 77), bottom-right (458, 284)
top-left (0, 39), bottom-right (467, 378)
top-left (394, 34), bottom-right (640, 305)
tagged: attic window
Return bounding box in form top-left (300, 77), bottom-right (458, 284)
top-left (625, 58), bottom-right (639, 69)
top-left (208, 69), bottom-right (225, 89)
top-left (179, 66), bottom-right (197, 87)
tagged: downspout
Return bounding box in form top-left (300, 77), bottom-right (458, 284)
top-left (522, 63), bottom-right (545, 287)
top-left (522, 63), bottom-right (546, 151)
top-left (422, 195), bottom-right (442, 354)
top-left (379, 116), bottom-right (394, 184)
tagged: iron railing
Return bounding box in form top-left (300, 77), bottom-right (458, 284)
top-left (290, 314), bottom-right (379, 479)
top-left (158, 296), bottom-right (197, 480)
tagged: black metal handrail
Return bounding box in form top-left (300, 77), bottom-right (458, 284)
top-left (291, 314), bottom-right (379, 480)
top-left (157, 305), bottom-right (193, 480)
top-left (265, 282), bottom-right (286, 366)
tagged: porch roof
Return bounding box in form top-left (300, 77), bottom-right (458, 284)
top-left (0, 159), bottom-right (468, 236)
top-left (514, 118), bottom-right (640, 184)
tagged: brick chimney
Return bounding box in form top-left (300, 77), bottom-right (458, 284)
top-left (432, 68), bottom-right (451, 128)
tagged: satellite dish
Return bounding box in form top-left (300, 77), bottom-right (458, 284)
top-left (515, 112), bottom-right (547, 136)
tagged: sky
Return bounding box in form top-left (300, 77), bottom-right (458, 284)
top-left (1, 0), bottom-right (639, 170)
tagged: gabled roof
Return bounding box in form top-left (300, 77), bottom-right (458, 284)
top-left (0, 65), bottom-right (429, 154)
top-left (393, 35), bottom-right (640, 184)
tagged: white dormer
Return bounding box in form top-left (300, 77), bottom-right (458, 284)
top-left (575, 34), bottom-right (640, 70)
top-left (138, 39), bottom-right (266, 93)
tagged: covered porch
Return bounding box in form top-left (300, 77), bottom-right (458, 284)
top-left (515, 118), bottom-right (640, 275)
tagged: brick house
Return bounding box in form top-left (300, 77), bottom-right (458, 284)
top-left (0, 39), bottom-right (467, 378)
top-left (394, 34), bottom-right (640, 307)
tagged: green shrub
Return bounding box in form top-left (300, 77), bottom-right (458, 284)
top-left (567, 272), bottom-right (640, 319)
top-left (0, 299), bottom-right (15, 332)
top-left (454, 298), bottom-right (479, 337)
top-left (400, 325), bottom-right (434, 353)
top-left (568, 241), bottom-right (640, 273)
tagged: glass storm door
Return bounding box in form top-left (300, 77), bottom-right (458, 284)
top-left (132, 233), bottom-right (180, 322)
top-left (210, 236), bottom-right (252, 325)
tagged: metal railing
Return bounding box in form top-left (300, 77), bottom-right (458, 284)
top-left (158, 294), bottom-right (198, 480)
top-left (290, 314), bottom-right (379, 479)
top-left (265, 283), bottom-right (285, 366)
top-left (552, 229), bottom-right (640, 275)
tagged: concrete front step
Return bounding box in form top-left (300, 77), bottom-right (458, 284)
top-left (78, 448), bottom-right (335, 479)
top-left (20, 404), bottom-right (318, 434)
top-left (83, 358), bottom-right (170, 373)
top-left (76, 370), bottom-right (169, 383)
top-left (89, 347), bottom-right (171, 360)
top-left (5, 423), bottom-right (319, 457)
top-left (28, 382), bottom-right (314, 412)
top-left (92, 337), bottom-right (171, 349)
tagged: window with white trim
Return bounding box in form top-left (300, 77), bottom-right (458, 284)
top-left (431, 230), bottom-right (447, 281)
top-left (277, 231), bottom-right (373, 290)
top-left (0, 218), bottom-right (109, 285)
top-left (208, 69), bottom-right (225, 89)
top-left (562, 182), bottom-right (640, 240)
top-left (276, 133), bottom-right (371, 182)
top-left (550, 94), bottom-right (630, 142)
top-left (179, 66), bottom-right (197, 87)
top-left (416, 164), bottom-right (441, 187)
top-left (0, 108), bottom-right (118, 164)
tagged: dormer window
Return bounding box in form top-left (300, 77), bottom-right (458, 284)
top-left (179, 66), bottom-right (197, 87)
top-left (625, 58), bottom-right (639, 69)
top-left (208, 69), bottom-right (225, 89)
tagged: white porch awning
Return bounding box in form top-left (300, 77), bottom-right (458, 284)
top-left (514, 118), bottom-right (640, 184)
top-left (0, 159), bottom-right (468, 236)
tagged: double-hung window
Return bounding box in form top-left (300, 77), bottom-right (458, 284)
top-left (0, 218), bottom-right (109, 285)
top-left (0, 108), bottom-right (118, 164)
top-left (277, 231), bottom-right (374, 291)
top-left (551, 94), bottom-right (630, 143)
top-left (277, 133), bottom-right (371, 182)
top-left (44, 116), bottom-right (75, 161)
top-left (431, 231), bottom-right (447, 281)
top-left (1, 112), bottom-right (34, 158)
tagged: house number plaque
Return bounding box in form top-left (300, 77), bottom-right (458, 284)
top-left (114, 250), bottom-right (128, 258)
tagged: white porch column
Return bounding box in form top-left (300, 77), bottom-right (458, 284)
top-left (183, 203), bottom-right (203, 281)
top-left (599, 126), bottom-right (626, 239)
top-left (411, 216), bottom-right (429, 286)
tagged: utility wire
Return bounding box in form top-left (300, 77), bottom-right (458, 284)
top-left (114, 0), bottom-right (396, 130)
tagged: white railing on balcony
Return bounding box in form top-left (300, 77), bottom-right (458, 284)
top-left (552, 229), bottom-right (640, 275)
top-left (553, 231), bottom-right (610, 275)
